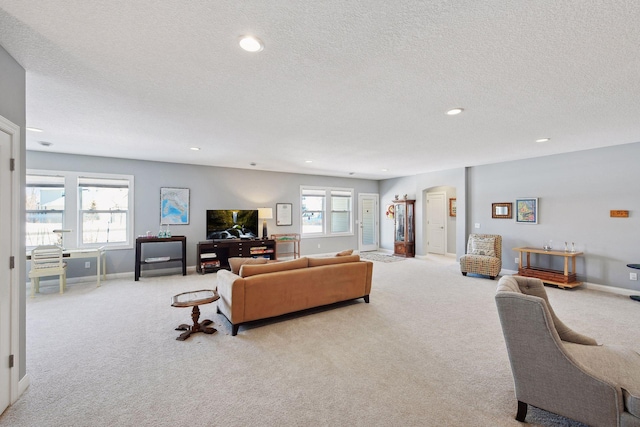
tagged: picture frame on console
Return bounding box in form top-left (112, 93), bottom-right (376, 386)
top-left (515, 198), bottom-right (538, 224)
top-left (276, 203), bottom-right (293, 226)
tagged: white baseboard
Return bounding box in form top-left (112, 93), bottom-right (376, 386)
top-left (16, 373), bottom-right (29, 403)
top-left (499, 269), bottom-right (637, 297)
top-left (582, 281), bottom-right (638, 297)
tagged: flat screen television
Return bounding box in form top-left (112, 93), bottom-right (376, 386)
top-left (206, 209), bottom-right (259, 240)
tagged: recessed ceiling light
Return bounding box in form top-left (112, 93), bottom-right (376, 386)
top-left (250, 162), bottom-right (257, 166)
top-left (381, 168), bottom-right (388, 172)
top-left (446, 108), bottom-right (464, 115)
top-left (536, 138), bottom-right (550, 143)
top-left (239, 36), bottom-right (264, 52)
top-left (38, 141), bottom-right (52, 147)
top-left (27, 127), bottom-right (43, 132)
top-left (190, 147), bottom-right (200, 151)
top-left (348, 172), bottom-right (355, 176)
top-left (305, 160), bottom-right (313, 163)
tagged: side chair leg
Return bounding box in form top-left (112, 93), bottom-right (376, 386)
top-left (516, 400), bottom-right (527, 422)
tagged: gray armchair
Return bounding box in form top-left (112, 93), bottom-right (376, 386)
top-left (495, 275), bottom-right (640, 426)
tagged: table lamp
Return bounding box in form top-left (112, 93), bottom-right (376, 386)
top-left (257, 208), bottom-right (273, 239)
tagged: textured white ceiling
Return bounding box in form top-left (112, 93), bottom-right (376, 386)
top-left (1, 1), bottom-right (639, 179)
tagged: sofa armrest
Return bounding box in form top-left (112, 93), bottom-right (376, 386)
top-left (216, 269), bottom-right (246, 324)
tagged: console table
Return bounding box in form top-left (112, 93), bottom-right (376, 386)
top-left (271, 233), bottom-right (300, 260)
top-left (514, 247), bottom-right (584, 289)
top-left (135, 236), bottom-right (186, 281)
top-left (196, 239), bottom-right (276, 274)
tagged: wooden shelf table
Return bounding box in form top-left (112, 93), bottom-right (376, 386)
top-left (271, 234), bottom-right (300, 260)
top-left (513, 247), bottom-right (584, 289)
top-left (135, 236), bottom-right (186, 281)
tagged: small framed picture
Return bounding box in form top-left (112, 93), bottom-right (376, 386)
top-left (492, 202), bottom-right (512, 219)
top-left (276, 203), bottom-right (293, 226)
top-left (516, 198), bottom-right (538, 224)
top-left (449, 198), bottom-right (457, 217)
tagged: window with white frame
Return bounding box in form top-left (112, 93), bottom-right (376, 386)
top-left (78, 177), bottom-right (130, 245)
top-left (26, 170), bottom-right (134, 249)
top-left (26, 174), bottom-right (65, 247)
top-left (301, 186), bottom-right (353, 236)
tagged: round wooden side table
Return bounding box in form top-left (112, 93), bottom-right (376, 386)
top-left (171, 289), bottom-right (220, 340)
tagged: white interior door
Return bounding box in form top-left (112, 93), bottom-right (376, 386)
top-left (426, 192), bottom-right (446, 255)
top-left (0, 127), bottom-right (12, 414)
top-left (358, 193), bottom-right (378, 252)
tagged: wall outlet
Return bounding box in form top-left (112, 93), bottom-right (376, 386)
top-left (85, 261), bottom-right (90, 269)
top-left (317, 244), bottom-right (321, 249)
top-left (474, 223), bottom-right (480, 229)
top-left (631, 272), bottom-right (638, 281)
top-left (515, 258), bottom-right (519, 264)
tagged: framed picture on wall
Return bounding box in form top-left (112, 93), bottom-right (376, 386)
top-left (449, 198), bottom-right (457, 217)
top-left (492, 202), bottom-right (512, 219)
top-left (160, 187), bottom-right (190, 225)
top-left (515, 198), bottom-right (538, 224)
top-left (276, 203), bottom-right (293, 226)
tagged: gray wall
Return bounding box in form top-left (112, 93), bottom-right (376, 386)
top-left (379, 168), bottom-right (467, 258)
top-left (27, 151), bottom-right (379, 277)
top-left (467, 142), bottom-right (640, 290)
top-left (377, 142), bottom-right (640, 293)
top-left (0, 44), bottom-right (27, 381)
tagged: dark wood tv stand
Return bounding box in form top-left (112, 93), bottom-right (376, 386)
top-left (197, 239), bottom-right (276, 274)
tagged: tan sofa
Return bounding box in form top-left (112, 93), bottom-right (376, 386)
top-left (216, 255), bottom-right (373, 335)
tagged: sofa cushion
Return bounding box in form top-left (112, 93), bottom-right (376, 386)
top-left (564, 343), bottom-right (640, 418)
top-left (228, 257), bottom-right (268, 274)
top-left (470, 236), bottom-right (496, 257)
top-left (308, 254), bottom-right (360, 267)
top-left (336, 249), bottom-right (354, 256)
top-left (240, 257), bottom-right (309, 278)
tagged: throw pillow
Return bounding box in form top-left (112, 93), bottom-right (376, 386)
top-left (471, 237), bottom-right (496, 257)
top-left (228, 257), bottom-right (268, 275)
top-left (336, 249), bottom-right (354, 257)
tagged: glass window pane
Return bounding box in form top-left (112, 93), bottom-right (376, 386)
top-left (331, 211), bottom-right (350, 233)
top-left (79, 177), bottom-right (131, 245)
top-left (81, 212), bottom-right (128, 244)
top-left (302, 212), bottom-right (323, 234)
top-left (80, 186), bottom-right (129, 210)
top-left (26, 175), bottom-right (65, 247)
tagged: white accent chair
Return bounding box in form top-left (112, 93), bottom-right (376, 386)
top-left (496, 275), bottom-right (640, 426)
top-left (29, 245), bottom-right (67, 297)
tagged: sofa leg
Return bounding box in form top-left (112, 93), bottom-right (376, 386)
top-left (516, 400), bottom-right (527, 422)
top-left (462, 272), bottom-right (467, 276)
top-left (232, 324), bottom-right (239, 336)
top-left (490, 276), bottom-right (496, 280)
top-left (216, 306), bottom-right (221, 314)
top-left (363, 295), bottom-right (369, 303)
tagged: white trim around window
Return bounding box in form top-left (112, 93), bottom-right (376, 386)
top-left (300, 185), bottom-right (354, 238)
top-left (26, 169), bottom-right (134, 250)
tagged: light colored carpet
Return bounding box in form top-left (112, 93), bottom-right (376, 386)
top-left (2, 257), bottom-right (639, 426)
top-left (359, 251), bottom-right (406, 263)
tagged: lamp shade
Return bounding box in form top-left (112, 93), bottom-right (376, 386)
top-left (258, 208), bottom-right (273, 219)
